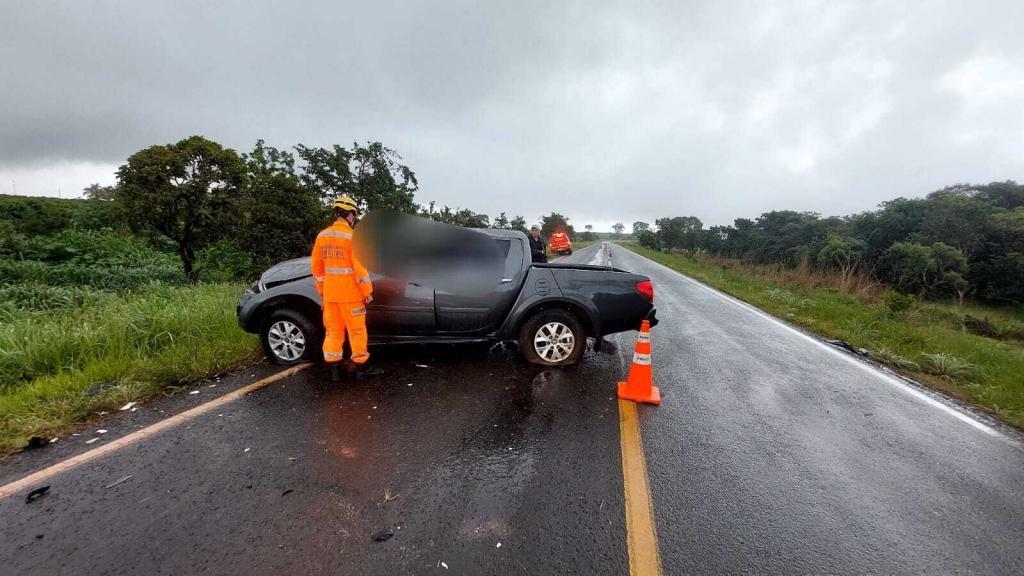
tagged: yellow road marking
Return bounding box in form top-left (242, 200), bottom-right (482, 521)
top-left (619, 398), bottom-right (662, 575)
top-left (0, 363), bottom-right (311, 500)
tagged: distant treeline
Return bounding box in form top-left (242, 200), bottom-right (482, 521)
top-left (632, 182), bottom-right (1024, 304)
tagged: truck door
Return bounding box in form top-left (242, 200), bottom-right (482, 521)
top-left (434, 238), bottom-right (524, 333)
top-left (365, 272), bottom-right (435, 335)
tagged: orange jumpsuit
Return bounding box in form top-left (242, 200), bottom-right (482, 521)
top-left (310, 219), bottom-right (373, 364)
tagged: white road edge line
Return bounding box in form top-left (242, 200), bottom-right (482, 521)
top-left (617, 245), bottom-right (1017, 444)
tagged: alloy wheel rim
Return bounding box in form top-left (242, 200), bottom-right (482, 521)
top-left (268, 320), bottom-right (305, 361)
top-left (534, 321), bottom-right (575, 362)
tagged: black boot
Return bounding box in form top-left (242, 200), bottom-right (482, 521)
top-left (354, 364), bottom-right (384, 379)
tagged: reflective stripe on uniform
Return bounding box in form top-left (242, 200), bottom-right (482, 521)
top-left (324, 351), bottom-right (345, 360)
top-left (351, 352), bottom-right (369, 361)
top-left (313, 276), bottom-right (325, 282)
top-left (632, 352), bottom-right (652, 365)
top-left (318, 230), bottom-right (353, 239)
top-left (350, 306), bottom-right (366, 315)
top-left (357, 276), bottom-right (371, 284)
top-left (325, 267), bottom-right (354, 275)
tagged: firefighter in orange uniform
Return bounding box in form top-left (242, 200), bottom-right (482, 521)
top-left (311, 196), bottom-right (379, 380)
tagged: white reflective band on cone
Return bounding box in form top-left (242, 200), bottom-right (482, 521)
top-left (637, 332), bottom-right (650, 342)
top-left (632, 352), bottom-right (652, 365)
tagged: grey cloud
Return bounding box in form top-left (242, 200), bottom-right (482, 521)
top-left (2, 0), bottom-right (1023, 226)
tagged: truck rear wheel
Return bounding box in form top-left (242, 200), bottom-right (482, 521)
top-left (518, 309), bottom-right (586, 366)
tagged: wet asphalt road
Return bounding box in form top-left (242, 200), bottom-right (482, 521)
top-left (2, 242), bottom-right (1024, 575)
top-left (599, 243), bottom-right (1024, 574)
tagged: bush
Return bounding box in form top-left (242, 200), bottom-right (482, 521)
top-left (637, 230), bottom-right (660, 251)
top-left (883, 291), bottom-right (915, 316)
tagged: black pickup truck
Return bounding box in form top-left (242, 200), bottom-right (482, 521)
top-left (237, 231), bottom-right (657, 367)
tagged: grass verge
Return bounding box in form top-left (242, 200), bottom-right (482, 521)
top-left (0, 283), bottom-right (258, 454)
top-left (622, 243), bottom-right (1024, 428)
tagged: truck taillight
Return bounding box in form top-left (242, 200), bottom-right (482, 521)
top-left (636, 280), bottom-right (654, 303)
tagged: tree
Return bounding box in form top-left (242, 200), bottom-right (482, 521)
top-left (633, 221), bottom-right (650, 234)
top-left (637, 230), bottom-right (660, 250)
top-left (493, 212), bottom-right (510, 229)
top-left (612, 222), bottom-right (625, 237)
top-left (585, 224), bottom-right (593, 233)
top-left (655, 216), bottom-right (702, 251)
top-left (510, 215), bottom-right (528, 234)
top-left (295, 142), bottom-right (418, 212)
top-left (882, 241), bottom-right (969, 300)
top-left (817, 234), bottom-right (867, 274)
top-left (540, 212), bottom-right (575, 239)
top-left (116, 135), bottom-right (245, 282)
top-left (238, 140), bottom-right (326, 273)
top-left (83, 183), bottom-right (117, 201)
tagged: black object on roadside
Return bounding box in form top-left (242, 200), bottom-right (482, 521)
top-left (372, 527), bottom-right (395, 542)
top-left (26, 485), bottom-right (50, 503)
top-left (281, 489), bottom-right (293, 496)
top-left (24, 436), bottom-right (48, 451)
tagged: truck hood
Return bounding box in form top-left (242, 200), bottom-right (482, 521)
top-left (261, 257), bottom-right (312, 285)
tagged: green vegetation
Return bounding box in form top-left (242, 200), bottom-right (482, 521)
top-left (623, 243), bottom-right (1024, 428)
top-left (0, 284), bottom-right (256, 453)
top-left (641, 182), bottom-right (1024, 305)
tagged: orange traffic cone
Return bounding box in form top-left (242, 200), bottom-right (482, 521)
top-left (617, 320), bottom-right (661, 405)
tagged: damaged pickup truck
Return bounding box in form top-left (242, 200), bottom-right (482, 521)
top-left (237, 230), bottom-right (657, 367)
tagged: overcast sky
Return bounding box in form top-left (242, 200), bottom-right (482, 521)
top-left (2, 1), bottom-right (1023, 229)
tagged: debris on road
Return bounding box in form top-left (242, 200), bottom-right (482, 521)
top-left (85, 438), bottom-right (99, 444)
top-left (384, 489), bottom-right (399, 502)
top-left (415, 364), bottom-right (430, 368)
top-left (244, 448), bottom-right (250, 453)
top-left (97, 429), bottom-right (108, 434)
top-left (105, 475), bottom-right (133, 489)
top-left (120, 402), bottom-right (137, 411)
top-left (24, 436), bottom-right (48, 451)
top-left (281, 489), bottom-right (294, 496)
top-left (25, 485), bottom-right (50, 504)
top-left (189, 390), bottom-right (200, 395)
top-left (372, 527), bottom-right (395, 542)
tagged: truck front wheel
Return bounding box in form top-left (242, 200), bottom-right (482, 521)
top-left (518, 309), bottom-right (586, 366)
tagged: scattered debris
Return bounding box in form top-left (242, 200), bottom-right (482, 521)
top-left (372, 527), bottom-right (395, 542)
top-left (407, 383), bottom-right (413, 387)
top-left (35, 534), bottom-right (43, 540)
top-left (120, 402), bottom-right (137, 411)
top-left (414, 364), bottom-right (430, 368)
top-left (105, 475), bottom-right (133, 489)
top-left (281, 489), bottom-right (294, 496)
top-left (384, 489), bottom-right (399, 502)
top-left (441, 561), bottom-right (449, 569)
top-left (24, 436), bottom-right (48, 451)
top-left (25, 486), bottom-right (50, 504)
top-left (97, 429), bottom-right (108, 434)
top-left (49, 438), bottom-right (58, 444)
top-left (189, 390), bottom-right (200, 395)
top-left (244, 448), bottom-right (251, 453)
top-left (496, 542), bottom-right (502, 548)
top-left (85, 438), bottom-right (99, 444)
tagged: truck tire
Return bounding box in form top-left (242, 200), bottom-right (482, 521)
top-left (260, 309), bottom-right (323, 365)
top-left (518, 309), bottom-right (586, 366)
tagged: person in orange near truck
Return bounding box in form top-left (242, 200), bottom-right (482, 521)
top-left (548, 230), bottom-right (572, 256)
top-left (311, 196), bottom-right (380, 381)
